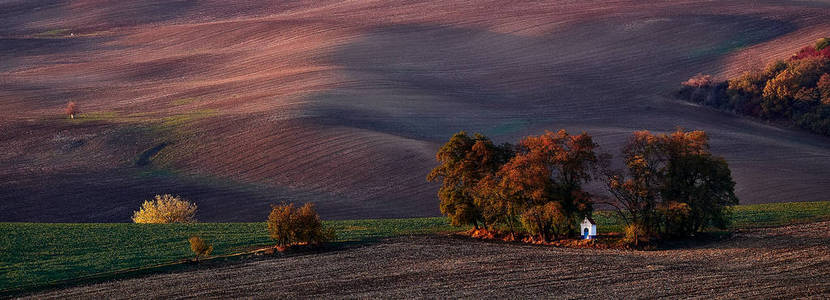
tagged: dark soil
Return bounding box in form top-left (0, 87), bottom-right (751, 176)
top-left (24, 221), bottom-right (830, 299)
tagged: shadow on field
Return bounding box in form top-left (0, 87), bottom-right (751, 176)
top-left (1, 239), bottom-right (383, 299)
top-left (313, 16), bottom-right (795, 141)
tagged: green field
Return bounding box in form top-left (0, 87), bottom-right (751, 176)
top-left (2, 201), bottom-right (830, 293)
top-left (0, 217), bottom-right (457, 292)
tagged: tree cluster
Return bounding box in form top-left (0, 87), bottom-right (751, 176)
top-left (428, 130), bottom-right (598, 242)
top-left (429, 129), bottom-right (738, 243)
top-left (603, 129), bottom-right (738, 241)
top-left (676, 38), bottom-right (830, 136)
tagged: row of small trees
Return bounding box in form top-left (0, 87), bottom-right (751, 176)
top-left (677, 38), bottom-right (830, 136)
top-left (428, 128), bottom-right (738, 243)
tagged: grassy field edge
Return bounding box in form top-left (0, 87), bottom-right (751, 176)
top-left (2, 201), bottom-right (830, 294)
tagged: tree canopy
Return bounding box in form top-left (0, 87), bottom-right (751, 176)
top-left (604, 129), bottom-right (737, 237)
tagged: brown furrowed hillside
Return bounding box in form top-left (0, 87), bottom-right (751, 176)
top-left (2, 0), bottom-right (830, 222)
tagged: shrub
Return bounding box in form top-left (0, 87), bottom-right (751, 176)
top-left (267, 203), bottom-right (334, 247)
top-left (622, 224), bottom-right (650, 247)
top-left (65, 101), bottom-right (77, 119)
top-left (682, 73), bottom-right (713, 88)
top-left (677, 74), bottom-right (716, 105)
top-left (131, 194), bottom-right (197, 223)
top-left (660, 201), bottom-right (692, 237)
top-left (816, 37), bottom-right (830, 51)
top-left (520, 202), bottom-right (568, 242)
top-left (188, 236), bottom-right (213, 261)
top-left (794, 46), bottom-right (820, 60)
top-left (765, 60), bottom-right (787, 75)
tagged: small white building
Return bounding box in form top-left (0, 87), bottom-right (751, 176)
top-left (581, 217), bottom-right (597, 239)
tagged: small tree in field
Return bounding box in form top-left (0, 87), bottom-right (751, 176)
top-left (65, 101), bottom-right (77, 119)
top-left (188, 236), bottom-right (213, 262)
top-left (268, 203), bottom-right (294, 247)
top-left (132, 194), bottom-right (197, 223)
top-left (267, 203), bottom-right (334, 248)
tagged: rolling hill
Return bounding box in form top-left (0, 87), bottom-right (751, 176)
top-left (2, 0), bottom-right (830, 222)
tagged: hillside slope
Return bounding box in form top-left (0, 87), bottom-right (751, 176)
top-left (2, 0), bottom-right (830, 221)
top-left (24, 221), bottom-right (830, 298)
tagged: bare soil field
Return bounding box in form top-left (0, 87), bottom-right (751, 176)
top-left (3, 0), bottom-right (830, 221)
top-left (23, 221), bottom-right (830, 299)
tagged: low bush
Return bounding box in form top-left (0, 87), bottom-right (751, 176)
top-left (267, 203), bottom-right (334, 247)
top-left (188, 236), bottom-right (213, 261)
top-left (659, 201), bottom-right (692, 237)
top-left (520, 202), bottom-right (568, 242)
top-left (621, 224), bottom-right (649, 248)
top-left (131, 194), bottom-right (197, 224)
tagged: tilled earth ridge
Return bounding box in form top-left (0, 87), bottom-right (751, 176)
top-left (25, 221), bottom-right (830, 299)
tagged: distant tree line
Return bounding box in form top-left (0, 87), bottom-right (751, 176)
top-left (676, 38), bottom-right (830, 136)
top-left (428, 129), bottom-right (738, 244)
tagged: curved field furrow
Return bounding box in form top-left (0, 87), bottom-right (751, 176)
top-left (3, 0), bottom-right (830, 221)
top-left (27, 221), bottom-right (830, 298)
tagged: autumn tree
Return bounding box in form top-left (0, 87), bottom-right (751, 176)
top-left (726, 70), bottom-right (767, 116)
top-left (267, 203), bottom-right (294, 247)
top-left (682, 73), bottom-right (713, 88)
top-left (604, 129), bottom-right (738, 238)
top-left (188, 236), bottom-right (213, 262)
top-left (497, 130), bottom-right (599, 237)
top-left (661, 130), bottom-right (738, 235)
top-left (267, 203), bottom-right (334, 248)
top-left (427, 131), bottom-right (513, 228)
top-left (604, 131), bottom-right (667, 235)
top-left (65, 101), bottom-right (77, 119)
top-left (473, 174), bottom-right (523, 235)
top-left (520, 202), bottom-right (568, 242)
top-left (761, 57), bottom-right (830, 118)
top-left (132, 194), bottom-right (197, 223)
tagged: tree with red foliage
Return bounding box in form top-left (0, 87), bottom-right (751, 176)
top-left (65, 101), bottom-right (77, 119)
top-left (496, 130), bottom-right (599, 236)
top-left (791, 38), bottom-right (830, 60)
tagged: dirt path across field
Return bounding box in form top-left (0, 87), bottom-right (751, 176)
top-left (24, 221), bottom-right (830, 299)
